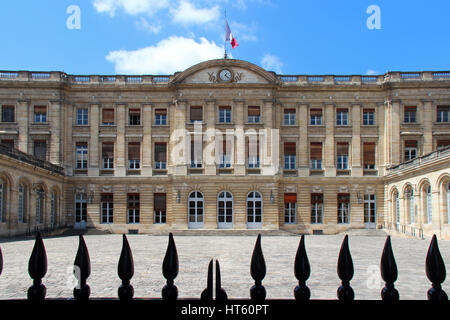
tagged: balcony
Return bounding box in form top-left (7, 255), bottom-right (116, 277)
top-left (387, 146), bottom-right (450, 174)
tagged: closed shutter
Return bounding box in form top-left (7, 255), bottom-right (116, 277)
top-left (337, 142), bottom-right (349, 155)
top-left (310, 142), bottom-right (322, 160)
top-left (190, 106), bottom-right (202, 121)
top-left (128, 142), bottom-right (140, 160)
top-left (155, 109), bottom-right (167, 115)
top-left (405, 140), bottom-right (417, 148)
top-left (284, 142), bottom-right (296, 155)
top-left (102, 143), bottom-right (114, 158)
top-left (154, 193), bottom-right (166, 211)
top-left (284, 193), bottom-right (297, 203)
top-left (102, 109), bottom-right (114, 124)
top-left (310, 108), bottom-right (322, 116)
top-left (248, 106), bottom-right (260, 116)
top-left (363, 143), bottom-right (376, 165)
top-left (155, 143), bottom-right (166, 162)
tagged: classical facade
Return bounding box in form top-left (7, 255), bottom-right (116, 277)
top-left (0, 59), bottom-right (449, 238)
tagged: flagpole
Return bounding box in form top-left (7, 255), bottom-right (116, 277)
top-left (224, 10), bottom-right (228, 59)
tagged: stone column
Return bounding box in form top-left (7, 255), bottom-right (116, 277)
top-left (390, 100), bottom-right (401, 165)
top-left (351, 104), bottom-right (362, 176)
top-left (142, 103), bottom-right (153, 176)
top-left (234, 99), bottom-right (246, 176)
top-left (49, 100), bottom-right (62, 165)
top-left (298, 103), bottom-right (309, 176)
top-left (64, 103), bottom-right (74, 175)
top-left (172, 100), bottom-right (188, 175)
top-left (324, 103), bottom-right (336, 177)
top-left (422, 100), bottom-right (433, 154)
top-left (17, 99), bottom-right (29, 153)
top-left (89, 104), bottom-right (99, 176)
top-left (115, 104), bottom-right (126, 177)
top-left (377, 103), bottom-right (386, 176)
top-left (262, 99), bottom-right (276, 175)
top-left (204, 99), bottom-right (216, 175)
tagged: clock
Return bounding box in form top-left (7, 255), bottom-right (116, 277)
top-left (218, 69), bottom-right (233, 82)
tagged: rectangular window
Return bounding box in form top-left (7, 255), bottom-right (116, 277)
top-left (127, 194), bottom-right (140, 224)
top-left (363, 109), bottom-right (375, 125)
top-left (128, 142), bottom-right (140, 169)
top-left (364, 194), bottom-right (376, 224)
top-left (404, 140), bottom-right (418, 161)
top-left (102, 108), bottom-right (115, 125)
top-left (76, 142), bottom-right (88, 169)
top-left (363, 142), bottom-right (376, 169)
top-left (284, 193), bottom-right (297, 224)
top-left (101, 194), bottom-right (113, 224)
top-left (336, 142), bottom-right (349, 170)
top-left (311, 193), bottom-right (323, 224)
top-left (102, 142), bottom-right (114, 169)
top-left (33, 140), bottom-right (47, 160)
top-left (219, 137), bottom-right (231, 168)
top-left (190, 106), bottom-right (203, 123)
top-left (336, 108), bottom-right (348, 126)
top-left (283, 109), bottom-right (296, 125)
top-left (310, 142), bottom-right (322, 169)
top-left (75, 194), bottom-right (87, 223)
top-left (284, 142), bottom-right (296, 169)
top-left (219, 106), bottom-right (232, 123)
top-left (154, 193), bottom-right (166, 224)
top-left (155, 143), bottom-right (167, 169)
top-left (247, 136), bottom-right (260, 168)
top-left (310, 108), bottom-right (322, 125)
top-left (1, 105), bottom-right (15, 122)
top-left (34, 106), bottom-right (47, 123)
top-left (155, 109), bottom-right (167, 125)
top-left (76, 108), bottom-right (88, 125)
top-left (248, 106), bottom-right (261, 123)
top-left (437, 106), bottom-right (449, 123)
top-left (338, 193), bottom-right (350, 224)
top-left (404, 106), bottom-right (417, 123)
top-left (190, 136), bottom-right (203, 168)
top-left (129, 109), bottom-right (141, 125)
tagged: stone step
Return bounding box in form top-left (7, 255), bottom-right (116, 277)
top-left (338, 228), bottom-right (389, 237)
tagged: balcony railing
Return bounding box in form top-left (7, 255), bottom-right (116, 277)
top-left (0, 144), bottom-right (65, 175)
top-left (7, 232), bottom-right (448, 302)
top-left (387, 146), bottom-right (450, 173)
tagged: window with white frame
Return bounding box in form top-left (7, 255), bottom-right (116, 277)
top-left (284, 194), bottom-right (296, 224)
top-left (101, 194), bottom-right (113, 224)
top-left (155, 143), bottom-right (167, 169)
top-left (310, 109), bottom-right (322, 125)
top-left (284, 142), bottom-right (296, 170)
top-left (338, 194), bottom-right (350, 224)
top-left (188, 192), bottom-right (204, 224)
top-left (36, 188), bottom-right (44, 224)
top-left (363, 109), bottom-right (375, 125)
top-left (50, 191), bottom-right (56, 227)
top-left (154, 193), bottom-right (166, 224)
top-left (247, 192), bottom-right (262, 224)
top-left (426, 186), bottom-right (432, 224)
top-left (395, 192), bottom-right (400, 225)
top-left (102, 142), bottom-right (114, 169)
top-left (75, 193), bottom-right (87, 223)
top-left (128, 142), bottom-right (140, 169)
top-left (218, 192), bottom-right (233, 224)
top-left (311, 194), bottom-right (323, 224)
top-left (219, 106), bottom-right (232, 123)
top-left (437, 106), bottom-right (449, 123)
top-left (283, 109), bottom-right (296, 125)
top-left (34, 106), bottom-right (47, 123)
top-left (336, 142), bottom-right (349, 170)
top-left (364, 194), bottom-right (376, 224)
top-left (404, 140), bottom-right (418, 161)
top-left (404, 106), bottom-right (417, 123)
top-left (407, 188), bottom-right (414, 224)
top-left (336, 108), bottom-right (348, 126)
top-left (76, 108), bottom-right (88, 125)
top-left (128, 194), bottom-right (140, 224)
top-left (155, 109), bottom-right (167, 125)
top-left (310, 142), bottom-right (322, 169)
top-left (76, 143), bottom-right (88, 169)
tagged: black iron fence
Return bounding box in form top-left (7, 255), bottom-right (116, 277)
top-left (0, 233), bottom-right (447, 302)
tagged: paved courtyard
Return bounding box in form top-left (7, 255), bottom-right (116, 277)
top-left (0, 233), bottom-right (448, 300)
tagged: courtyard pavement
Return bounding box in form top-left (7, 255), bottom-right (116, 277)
top-left (0, 233), bottom-right (448, 300)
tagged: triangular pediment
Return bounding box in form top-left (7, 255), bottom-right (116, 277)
top-left (171, 59), bottom-right (279, 85)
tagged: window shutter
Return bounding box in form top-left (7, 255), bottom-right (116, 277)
top-left (437, 140), bottom-right (450, 148)
top-left (102, 109), bottom-right (114, 123)
top-left (190, 106), bottom-right (202, 121)
top-left (284, 142), bottom-right (296, 155)
top-left (34, 106), bottom-right (47, 113)
top-left (155, 109), bottom-right (167, 115)
top-left (310, 108), bottom-right (322, 116)
top-left (404, 106), bottom-right (417, 112)
top-left (405, 140), bottom-right (417, 148)
top-left (338, 193), bottom-right (350, 203)
top-left (154, 193), bottom-right (166, 211)
top-left (155, 143), bottom-right (166, 162)
top-left (128, 142), bottom-right (140, 160)
top-left (248, 106), bottom-right (260, 116)
top-left (284, 108), bottom-right (296, 114)
top-left (310, 142), bottom-right (322, 160)
top-left (337, 142), bottom-right (349, 155)
top-left (102, 143), bottom-right (114, 158)
top-left (284, 193), bottom-right (297, 203)
top-left (336, 108), bottom-right (348, 113)
top-left (311, 194), bottom-right (323, 204)
top-left (437, 106), bottom-right (449, 112)
top-left (363, 143), bottom-right (375, 165)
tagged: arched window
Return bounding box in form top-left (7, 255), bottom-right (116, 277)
top-left (394, 191), bottom-right (400, 226)
top-left (50, 191), bottom-right (57, 227)
top-left (247, 192), bottom-right (262, 228)
top-left (406, 188), bottom-right (414, 224)
top-left (218, 192), bottom-right (233, 228)
top-left (18, 184), bottom-right (25, 223)
top-left (35, 187), bottom-right (44, 225)
top-left (426, 185), bottom-right (432, 224)
top-left (188, 192), bottom-right (204, 229)
top-left (447, 182), bottom-right (450, 224)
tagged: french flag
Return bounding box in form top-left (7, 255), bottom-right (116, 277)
top-left (225, 20), bottom-right (239, 49)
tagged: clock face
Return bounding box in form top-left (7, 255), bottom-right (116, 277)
top-left (219, 69), bottom-right (232, 82)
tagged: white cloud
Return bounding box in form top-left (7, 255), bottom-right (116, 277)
top-left (230, 21), bottom-right (258, 42)
top-left (366, 69), bottom-right (379, 75)
top-left (261, 54), bottom-right (283, 74)
top-left (93, 0), bottom-right (169, 17)
top-left (135, 17), bottom-right (162, 34)
top-left (106, 36), bottom-right (224, 74)
top-left (171, 1), bottom-right (220, 25)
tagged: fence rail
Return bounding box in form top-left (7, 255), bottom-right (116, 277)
top-left (0, 232), bottom-right (446, 302)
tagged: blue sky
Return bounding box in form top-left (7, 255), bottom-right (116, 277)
top-left (0, 0), bottom-right (449, 75)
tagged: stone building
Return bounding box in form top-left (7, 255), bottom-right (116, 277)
top-left (0, 59), bottom-right (449, 238)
